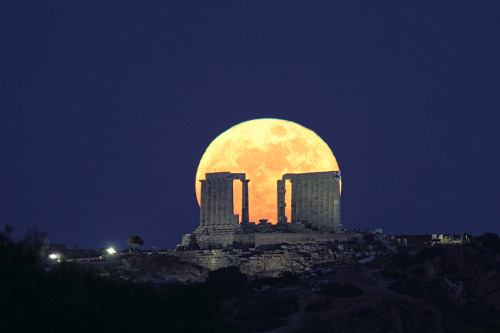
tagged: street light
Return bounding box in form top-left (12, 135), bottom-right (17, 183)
top-left (106, 247), bottom-right (116, 255)
top-left (48, 253), bottom-right (61, 263)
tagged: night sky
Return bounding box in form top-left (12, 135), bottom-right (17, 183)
top-left (2, 1), bottom-right (499, 250)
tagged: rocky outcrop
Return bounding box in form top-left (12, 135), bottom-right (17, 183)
top-left (220, 240), bottom-right (500, 332)
top-left (78, 253), bottom-right (209, 283)
top-left (170, 241), bottom-right (386, 277)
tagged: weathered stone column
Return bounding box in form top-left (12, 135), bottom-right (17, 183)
top-left (312, 179), bottom-right (318, 224)
top-left (225, 179), bottom-right (234, 225)
top-left (295, 180), bottom-right (301, 221)
top-left (333, 177), bottom-right (341, 229)
top-left (298, 180), bottom-right (305, 221)
top-left (327, 178), bottom-right (334, 226)
top-left (204, 180), bottom-right (209, 226)
top-left (306, 180), bottom-right (313, 223)
top-left (220, 179), bottom-right (227, 225)
top-left (277, 180), bottom-right (286, 224)
top-left (242, 179), bottom-right (250, 223)
top-left (216, 180), bottom-right (223, 225)
top-left (211, 179), bottom-right (218, 226)
top-left (206, 180), bottom-right (213, 226)
top-left (290, 179), bottom-right (297, 223)
top-left (199, 180), bottom-right (207, 227)
top-left (208, 180), bottom-right (216, 226)
top-left (318, 179), bottom-right (324, 226)
top-left (322, 180), bottom-right (329, 227)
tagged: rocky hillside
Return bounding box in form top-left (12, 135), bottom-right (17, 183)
top-left (75, 233), bottom-right (500, 332)
top-left (76, 253), bottom-right (209, 284)
top-left (5, 227), bottom-right (499, 333)
top-left (218, 234), bottom-right (500, 332)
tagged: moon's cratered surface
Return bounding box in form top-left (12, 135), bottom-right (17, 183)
top-left (195, 118), bottom-right (339, 223)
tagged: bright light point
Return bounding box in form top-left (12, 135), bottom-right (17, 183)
top-left (106, 247), bottom-right (116, 255)
top-left (48, 253), bottom-right (58, 260)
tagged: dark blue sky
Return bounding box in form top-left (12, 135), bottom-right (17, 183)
top-left (1, 1), bottom-right (499, 250)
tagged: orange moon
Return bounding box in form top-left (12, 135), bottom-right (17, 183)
top-left (195, 118), bottom-right (339, 223)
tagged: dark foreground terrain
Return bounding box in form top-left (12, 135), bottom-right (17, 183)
top-left (2, 228), bottom-right (500, 333)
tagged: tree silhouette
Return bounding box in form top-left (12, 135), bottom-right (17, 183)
top-left (127, 236), bottom-right (144, 253)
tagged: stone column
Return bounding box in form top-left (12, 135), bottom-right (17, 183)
top-left (290, 179), bottom-right (297, 223)
top-left (209, 179), bottom-right (216, 226)
top-left (199, 180), bottom-right (207, 227)
top-left (322, 180), bottom-right (329, 227)
top-left (226, 179), bottom-right (233, 225)
top-left (333, 177), bottom-right (341, 229)
top-left (298, 180), bottom-right (305, 222)
top-left (277, 180), bottom-right (286, 224)
top-left (206, 180), bottom-right (213, 226)
top-left (318, 179), bottom-right (324, 227)
top-left (306, 180), bottom-right (313, 223)
top-left (241, 179), bottom-right (250, 223)
top-left (211, 179), bottom-right (216, 226)
top-left (312, 179), bottom-right (318, 224)
top-left (216, 180), bottom-right (223, 225)
top-left (327, 178), bottom-right (334, 226)
top-left (220, 179), bottom-right (227, 225)
top-left (295, 180), bottom-right (301, 221)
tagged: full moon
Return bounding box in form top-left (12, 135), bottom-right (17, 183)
top-left (195, 118), bottom-right (339, 223)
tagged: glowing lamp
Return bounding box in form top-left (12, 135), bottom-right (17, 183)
top-left (106, 247), bottom-right (116, 255)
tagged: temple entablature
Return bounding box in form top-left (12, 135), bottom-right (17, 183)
top-left (282, 170), bottom-right (341, 180)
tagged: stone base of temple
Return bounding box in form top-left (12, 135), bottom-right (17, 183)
top-left (179, 225), bottom-right (244, 249)
top-left (170, 232), bottom-right (364, 274)
top-left (286, 221), bottom-right (344, 233)
top-left (178, 223), bottom-right (349, 250)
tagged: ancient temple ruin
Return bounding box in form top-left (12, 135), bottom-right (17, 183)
top-left (179, 171), bottom-right (346, 250)
top-left (278, 171), bottom-right (342, 231)
top-left (198, 172), bottom-right (250, 227)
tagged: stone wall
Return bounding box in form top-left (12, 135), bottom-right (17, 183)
top-left (252, 232), bottom-right (359, 247)
top-left (171, 238), bottom-right (380, 278)
top-left (181, 229), bottom-right (360, 250)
